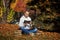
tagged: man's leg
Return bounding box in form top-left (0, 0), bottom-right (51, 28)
top-left (29, 28), bottom-right (38, 33)
top-left (20, 27), bottom-right (30, 34)
top-left (20, 27), bottom-right (38, 34)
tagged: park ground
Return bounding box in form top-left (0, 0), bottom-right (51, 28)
top-left (0, 24), bottom-right (60, 40)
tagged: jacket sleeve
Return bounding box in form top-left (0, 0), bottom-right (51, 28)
top-left (19, 17), bottom-right (24, 27)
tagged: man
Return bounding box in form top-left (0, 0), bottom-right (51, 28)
top-left (19, 11), bottom-right (37, 35)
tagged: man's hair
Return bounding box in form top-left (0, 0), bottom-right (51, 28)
top-left (24, 11), bottom-right (30, 14)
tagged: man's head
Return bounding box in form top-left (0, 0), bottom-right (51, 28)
top-left (24, 11), bottom-right (30, 17)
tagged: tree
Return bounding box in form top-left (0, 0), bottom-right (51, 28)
top-left (0, 0), bottom-right (11, 23)
top-left (27, 0), bottom-right (60, 31)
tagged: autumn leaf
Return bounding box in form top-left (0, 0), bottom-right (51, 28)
top-left (10, 0), bottom-right (26, 12)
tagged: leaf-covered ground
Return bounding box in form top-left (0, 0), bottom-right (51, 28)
top-left (0, 24), bottom-right (60, 40)
top-left (13, 30), bottom-right (60, 40)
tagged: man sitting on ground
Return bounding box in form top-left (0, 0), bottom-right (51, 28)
top-left (19, 11), bottom-right (37, 35)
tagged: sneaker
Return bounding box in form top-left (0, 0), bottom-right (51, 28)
top-left (30, 33), bottom-right (35, 36)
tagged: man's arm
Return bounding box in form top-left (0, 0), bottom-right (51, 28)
top-left (19, 18), bottom-right (24, 27)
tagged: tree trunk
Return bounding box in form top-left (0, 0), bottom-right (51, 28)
top-left (2, 0), bottom-right (10, 23)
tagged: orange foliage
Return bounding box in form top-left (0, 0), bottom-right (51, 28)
top-left (10, 0), bottom-right (26, 12)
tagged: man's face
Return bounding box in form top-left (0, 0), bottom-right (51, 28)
top-left (24, 11), bottom-right (29, 17)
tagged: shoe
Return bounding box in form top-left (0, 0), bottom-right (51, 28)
top-left (29, 33), bottom-right (35, 36)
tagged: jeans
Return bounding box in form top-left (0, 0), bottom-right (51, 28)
top-left (20, 27), bottom-right (38, 34)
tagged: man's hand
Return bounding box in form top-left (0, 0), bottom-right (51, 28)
top-left (29, 25), bottom-right (35, 30)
